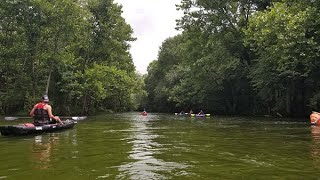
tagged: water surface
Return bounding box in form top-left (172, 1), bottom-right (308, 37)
top-left (0, 113), bottom-right (319, 179)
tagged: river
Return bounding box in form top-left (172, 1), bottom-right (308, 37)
top-left (0, 113), bottom-right (319, 179)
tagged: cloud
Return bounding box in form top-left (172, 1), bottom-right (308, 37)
top-left (115, 0), bottom-right (182, 74)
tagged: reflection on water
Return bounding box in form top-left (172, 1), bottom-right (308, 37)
top-left (310, 125), bottom-right (320, 174)
top-left (31, 135), bottom-right (59, 170)
top-left (31, 129), bottom-right (77, 170)
top-left (1, 114), bottom-right (319, 179)
top-left (311, 126), bottom-right (320, 158)
top-left (117, 114), bottom-right (189, 179)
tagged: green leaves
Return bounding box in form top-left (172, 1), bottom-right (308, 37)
top-left (144, 0), bottom-right (320, 116)
top-left (245, 2), bottom-right (320, 115)
top-left (0, 0), bottom-right (140, 115)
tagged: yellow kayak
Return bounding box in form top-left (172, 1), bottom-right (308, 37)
top-left (190, 114), bottom-right (211, 117)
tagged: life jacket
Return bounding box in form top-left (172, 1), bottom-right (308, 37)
top-left (34, 103), bottom-right (50, 125)
top-left (310, 113), bottom-right (320, 125)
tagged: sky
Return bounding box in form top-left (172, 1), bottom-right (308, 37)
top-left (114, 0), bottom-right (183, 74)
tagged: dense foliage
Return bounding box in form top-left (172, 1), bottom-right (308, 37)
top-left (0, 0), bottom-right (146, 115)
top-left (144, 0), bottom-right (320, 117)
top-left (2, 0), bottom-right (320, 117)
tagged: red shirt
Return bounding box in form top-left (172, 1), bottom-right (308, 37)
top-left (35, 102), bottom-right (46, 109)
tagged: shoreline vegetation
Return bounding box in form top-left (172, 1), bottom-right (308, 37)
top-left (143, 1), bottom-right (320, 118)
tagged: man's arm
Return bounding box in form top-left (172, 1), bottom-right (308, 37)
top-left (47, 105), bottom-right (63, 124)
top-left (46, 105), bottom-right (54, 119)
top-left (29, 105), bottom-right (36, 117)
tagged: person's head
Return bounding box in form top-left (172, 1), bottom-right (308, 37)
top-left (41, 95), bottom-right (49, 103)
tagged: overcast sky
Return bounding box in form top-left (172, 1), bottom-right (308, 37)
top-left (114, 0), bottom-right (183, 74)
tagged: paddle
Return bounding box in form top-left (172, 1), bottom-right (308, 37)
top-left (4, 116), bottom-right (87, 121)
top-left (175, 113), bottom-right (189, 115)
top-left (70, 116), bottom-right (87, 120)
top-left (4, 117), bottom-right (30, 121)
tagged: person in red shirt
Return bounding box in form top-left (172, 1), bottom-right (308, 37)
top-left (30, 95), bottom-right (63, 125)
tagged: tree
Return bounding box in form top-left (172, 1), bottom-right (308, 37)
top-left (245, 2), bottom-right (320, 116)
top-left (0, 0), bottom-right (140, 115)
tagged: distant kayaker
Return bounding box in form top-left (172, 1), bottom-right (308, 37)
top-left (30, 95), bottom-right (63, 125)
top-left (142, 109), bottom-right (147, 116)
top-left (180, 110), bottom-right (185, 115)
top-left (198, 110), bottom-right (204, 115)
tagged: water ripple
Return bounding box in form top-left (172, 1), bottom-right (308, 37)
top-left (116, 114), bottom-right (189, 179)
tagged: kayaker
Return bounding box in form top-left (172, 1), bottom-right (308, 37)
top-left (179, 110), bottom-right (185, 115)
top-left (198, 110), bottom-right (204, 115)
top-left (142, 109), bottom-right (147, 116)
top-left (30, 95), bottom-right (63, 125)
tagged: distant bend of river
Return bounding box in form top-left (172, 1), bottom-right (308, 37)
top-left (0, 113), bottom-right (319, 179)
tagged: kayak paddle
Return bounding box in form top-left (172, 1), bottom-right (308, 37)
top-left (4, 117), bottom-right (31, 121)
top-left (4, 116), bottom-right (87, 121)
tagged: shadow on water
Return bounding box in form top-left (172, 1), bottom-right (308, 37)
top-left (116, 113), bottom-right (189, 179)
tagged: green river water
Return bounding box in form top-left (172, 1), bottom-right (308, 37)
top-left (0, 113), bottom-right (319, 179)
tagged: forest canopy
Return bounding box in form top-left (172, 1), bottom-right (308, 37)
top-left (0, 0), bottom-right (146, 115)
top-left (144, 0), bottom-right (320, 117)
top-left (1, 0), bottom-right (320, 117)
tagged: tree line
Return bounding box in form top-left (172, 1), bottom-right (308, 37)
top-left (144, 0), bottom-right (320, 117)
top-left (0, 0), bottom-right (146, 115)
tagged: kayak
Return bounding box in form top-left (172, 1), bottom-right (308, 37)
top-left (0, 120), bottom-right (76, 136)
top-left (174, 113), bottom-right (188, 116)
top-left (190, 114), bottom-right (211, 117)
top-left (196, 114), bottom-right (205, 117)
